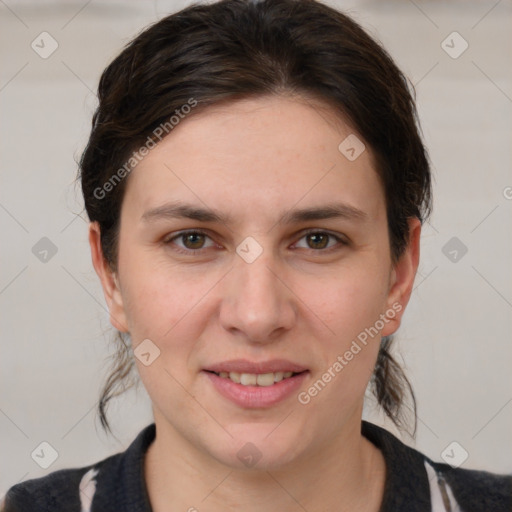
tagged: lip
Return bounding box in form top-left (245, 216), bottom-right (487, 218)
top-left (203, 370), bottom-right (309, 408)
top-left (203, 358), bottom-right (308, 374)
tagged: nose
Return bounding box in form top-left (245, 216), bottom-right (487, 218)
top-left (219, 247), bottom-right (296, 344)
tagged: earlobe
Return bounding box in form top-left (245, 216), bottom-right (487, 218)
top-left (381, 218), bottom-right (421, 337)
top-left (88, 222), bottom-right (129, 333)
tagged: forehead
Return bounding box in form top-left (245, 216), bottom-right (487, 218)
top-left (121, 95), bottom-right (386, 226)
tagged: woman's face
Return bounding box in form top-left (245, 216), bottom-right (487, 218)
top-left (91, 95), bottom-right (419, 470)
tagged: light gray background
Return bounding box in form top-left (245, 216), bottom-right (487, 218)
top-left (1, 0), bottom-right (511, 497)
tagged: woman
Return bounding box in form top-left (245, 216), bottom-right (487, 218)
top-left (3, 0), bottom-right (511, 510)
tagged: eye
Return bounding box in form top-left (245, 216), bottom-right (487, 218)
top-left (163, 229), bottom-right (348, 255)
top-left (294, 230), bottom-right (348, 252)
top-left (163, 230), bottom-right (216, 253)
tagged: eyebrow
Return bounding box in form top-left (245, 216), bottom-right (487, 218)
top-left (140, 200), bottom-right (369, 225)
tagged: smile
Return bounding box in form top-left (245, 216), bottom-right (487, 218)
top-left (209, 371), bottom-right (301, 386)
top-left (203, 370), bottom-right (309, 408)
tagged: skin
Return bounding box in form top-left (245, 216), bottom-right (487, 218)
top-left (89, 95), bottom-right (421, 511)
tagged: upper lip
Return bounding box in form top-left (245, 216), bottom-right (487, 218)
top-left (203, 359), bottom-right (308, 374)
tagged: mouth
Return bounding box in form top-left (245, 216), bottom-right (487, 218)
top-left (202, 359), bottom-right (309, 407)
top-left (204, 370), bottom-right (307, 387)
top-left (203, 369), bottom-right (310, 408)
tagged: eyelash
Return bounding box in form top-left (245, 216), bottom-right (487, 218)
top-left (163, 229), bottom-right (348, 255)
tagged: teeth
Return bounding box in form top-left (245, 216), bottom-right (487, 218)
top-left (229, 372), bottom-right (240, 383)
top-left (240, 373), bottom-right (257, 385)
top-left (256, 373), bottom-right (274, 386)
top-left (216, 371), bottom-right (297, 386)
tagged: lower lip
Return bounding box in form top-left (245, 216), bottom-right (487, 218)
top-left (203, 371), bottom-right (309, 408)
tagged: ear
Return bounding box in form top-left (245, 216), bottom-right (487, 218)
top-left (381, 217), bottom-right (421, 337)
top-left (88, 221), bottom-right (129, 333)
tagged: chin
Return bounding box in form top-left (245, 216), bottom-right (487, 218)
top-left (209, 427), bottom-right (305, 471)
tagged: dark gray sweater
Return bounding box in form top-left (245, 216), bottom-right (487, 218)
top-left (3, 421), bottom-right (511, 511)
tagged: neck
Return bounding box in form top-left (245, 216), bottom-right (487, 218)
top-left (144, 409), bottom-right (386, 512)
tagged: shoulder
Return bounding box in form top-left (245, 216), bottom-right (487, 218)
top-left (2, 465), bottom-right (99, 511)
top-left (2, 459), bottom-right (111, 511)
top-left (426, 458), bottom-right (512, 511)
top-left (361, 421), bottom-right (512, 512)
top-left (2, 423), bottom-right (156, 512)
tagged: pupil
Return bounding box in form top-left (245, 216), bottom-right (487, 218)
top-left (185, 233), bottom-right (203, 249)
top-left (309, 233), bottom-right (327, 249)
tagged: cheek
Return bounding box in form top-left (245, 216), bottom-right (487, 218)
top-left (123, 267), bottom-right (213, 407)
top-left (117, 232), bottom-right (219, 337)
top-left (297, 271), bottom-right (387, 414)
top-left (302, 265), bottom-right (389, 398)
top-left (311, 266), bottom-right (390, 341)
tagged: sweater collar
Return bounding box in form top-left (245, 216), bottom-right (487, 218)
top-left (117, 421), bottom-right (430, 511)
top-left (361, 420), bottom-right (431, 511)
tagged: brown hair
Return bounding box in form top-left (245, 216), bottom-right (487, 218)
top-left (79, 0), bottom-right (431, 437)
